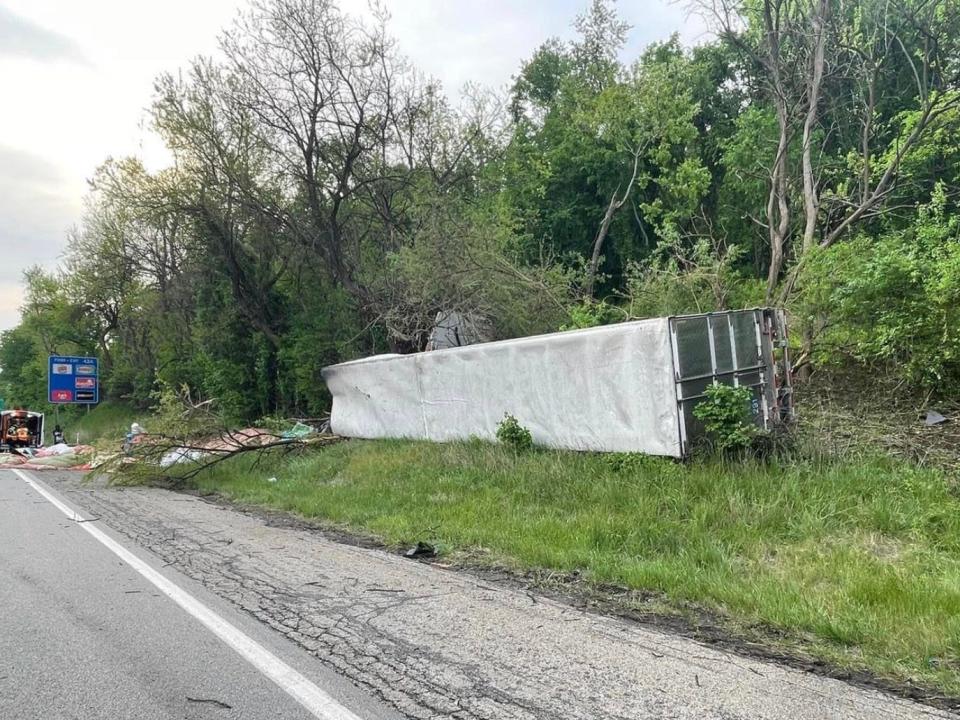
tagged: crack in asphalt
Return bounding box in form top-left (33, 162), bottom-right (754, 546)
top-left (47, 477), bottom-right (958, 720)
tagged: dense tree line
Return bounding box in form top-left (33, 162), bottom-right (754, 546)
top-left (3, 0), bottom-right (959, 421)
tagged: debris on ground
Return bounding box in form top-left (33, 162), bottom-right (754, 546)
top-left (159, 448), bottom-right (206, 468)
top-left (100, 415), bottom-right (341, 478)
top-left (1, 443), bottom-right (96, 471)
top-left (200, 428), bottom-right (277, 453)
top-left (404, 541), bottom-right (437, 559)
top-left (38, 443), bottom-right (75, 456)
top-left (281, 421), bottom-right (315, 440)
top-left (2, 416), bottom-right (338, 475)
top-left (925, 410), bottom-right (949, 426)
top-left (799, 370), bottom-right (960, 471)
top-left (185, 697), bottom-right (232, 709)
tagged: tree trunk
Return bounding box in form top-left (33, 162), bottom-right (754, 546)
top-left (762, 0), bottom-right (791, 303)
top-left (765, 100), bottom-right (790, 302)
top-left (585, 148), bottom-right (642, 298)
top-left (800, 0), bottom-right (828, 255)
top-left (585, 192), bottom-right (620, 298)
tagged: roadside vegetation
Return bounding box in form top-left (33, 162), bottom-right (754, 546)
top-left (2, 0), bottom-right (960, 702)
top-left (2, 0), bottom-right (960, 419)
top-left (68, 402), bottom-right (145, 446)
top-left (187, 436), bottom-right (960, 697)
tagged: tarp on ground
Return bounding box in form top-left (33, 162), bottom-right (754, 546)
top-left (322, 317), bottom-right (683, 456)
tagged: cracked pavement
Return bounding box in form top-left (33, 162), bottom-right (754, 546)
top-left (41, 471), bottom-right (957, 720)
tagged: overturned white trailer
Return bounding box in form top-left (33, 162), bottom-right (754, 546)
top-left (322, 308), bottom-right (793, 457)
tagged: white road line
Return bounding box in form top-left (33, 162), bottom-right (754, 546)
top-left (11, 469), bottom-right (363, 720)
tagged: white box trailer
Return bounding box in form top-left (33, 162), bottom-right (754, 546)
top-left (321, 308), bottom-right (793, 457)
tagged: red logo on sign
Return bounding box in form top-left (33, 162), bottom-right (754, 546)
top-left (51, 389), bottom-right (73, 402)
top-left (75, 377), bottom-right (96, 389)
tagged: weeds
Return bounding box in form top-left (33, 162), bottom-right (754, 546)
top-left (189, 438), bottom-right (960, 695)
top-left (692, 383), bottom-right (757, 452)
top-left (496, 414), bottom-right (533, 452)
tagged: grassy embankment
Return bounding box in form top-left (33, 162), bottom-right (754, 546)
top-left (186, 437), bottom-right (960, 697)
top-left (68, 402), bottom-right (146, 445)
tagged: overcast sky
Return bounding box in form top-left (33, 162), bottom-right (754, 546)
top-left (0, 0), bottom-right (707, 332)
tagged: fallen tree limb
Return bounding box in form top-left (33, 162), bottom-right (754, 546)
top-left (100, 424), bottom-right (342, 482)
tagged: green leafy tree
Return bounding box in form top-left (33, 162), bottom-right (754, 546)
top-left (797, 184), bottom-right (960, 387)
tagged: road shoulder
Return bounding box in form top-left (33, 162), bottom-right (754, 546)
top-left (39, 470), bottom-right (958, 720)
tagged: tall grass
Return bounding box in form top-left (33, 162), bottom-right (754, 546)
top-left (68, 402), bottom-right (145, 445)
top-left (191, 439), bottom-right (960, 694)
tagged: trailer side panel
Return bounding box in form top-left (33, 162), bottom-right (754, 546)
top-left (323, 318), bottom-right (682, 456)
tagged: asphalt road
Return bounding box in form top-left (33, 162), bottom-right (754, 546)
top-left (16, 471), bottom-right (957, 720)
top-left (0, 469), bottom-right (402, 720)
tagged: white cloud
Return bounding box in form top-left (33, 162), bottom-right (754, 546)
top-left (0, 0), bottom-right (244, 330)
top-left (0, 5), bottom-right (87, 63)
top-left (0, 145), bottom-right (78, 330)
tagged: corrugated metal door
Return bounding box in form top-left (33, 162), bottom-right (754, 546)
top-left (669, 309), bottom-right (792, 455)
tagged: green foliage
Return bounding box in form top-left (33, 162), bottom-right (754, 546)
top-left (495, 414), bottom-right (534, 452)
top-left (623, 236), bottom-right (764, 318)
top-left (797, 185), bottom-right (960, 389)
top-left (3, 0), bottom-right (960, 420)
top-left (692, 383), bottom-right (758, 452)
top-left (148, 383), bottom-right (220, 440)
top-left (503, 33), bottom-right (711, 290)
top-left (193, 439), bottom-right (960, 694)
top-left (0, 325), bottom-right (47, 410)
top-left (373, 195), bottom-right (576, 346)
top-left (71, 402), bottom-right (146, 445)
top-left (560, 299), bottom-right (623, 330)
top-left (603, 451), bottom-right (682, 478)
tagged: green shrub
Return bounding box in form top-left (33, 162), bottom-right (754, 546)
top-left (622, 236), bottom-right (764, 318)
top-left (496, 413), bottom-right (534, 452)
top-left (796, 184), bottom-right (960, 390)
top-left (560, 299), bottom-right (624, 330)
top-left (604, 451), bottom-right (647, 473)
top-left (692, 383), bottom-right (757, 452)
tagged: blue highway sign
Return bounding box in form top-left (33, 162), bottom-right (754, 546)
top-left (48, 356), bottom-right (99, 404)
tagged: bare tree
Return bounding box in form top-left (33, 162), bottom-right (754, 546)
top-left (701, 0), bottom-right (806, 300)
top-left (585, 146), bottom-right (642, 297)
top-left (819, 0), bottom-right (960, 249)
top-left (800, 0), bottom-right (829, 255)
top-left (698, 0), bottom-right (960, 301)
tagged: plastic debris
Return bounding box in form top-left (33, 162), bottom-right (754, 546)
top-left (925, 410), bottom-right (948, 426)
top-left (123, 423), bottom-right (148, 454)
top-left (35, 443), bottom-right (74, 457)
top-left (404, 541), bottom-right (437, 559)
top-left (281, 422), bottom-right (315, 440)
top-left (13, 443), bottom-right (94, 471)
top-left (23, 454), bottom-right (83, 468)
top-left (267, 476), bottom-right (278, 483)
top-left (159, 447), bottom-right (206, 468)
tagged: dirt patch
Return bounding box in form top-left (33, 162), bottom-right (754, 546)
top-left (186, 486), bottom-right (960, 713)
top-left (796, 369), bottom-right (960, 475)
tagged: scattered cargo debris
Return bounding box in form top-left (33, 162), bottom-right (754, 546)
top-left (404, 542), bottom-right (437, 559)
top-left (101, 419), bottom-right (340, 479)
top-left (281, 422), bottom-right (315, 440)
top-left (0, 442), bottom-right (95, 470)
